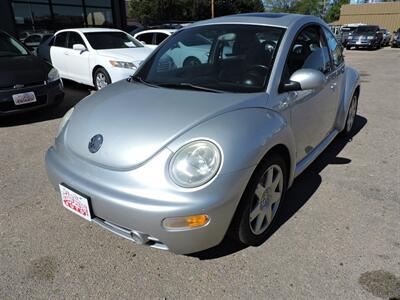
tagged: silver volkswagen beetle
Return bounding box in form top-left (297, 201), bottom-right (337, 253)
top-left (45, 13), bottom-right (360, 254)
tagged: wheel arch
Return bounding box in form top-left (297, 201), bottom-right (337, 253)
top-left (92, 65), bottom-right (106, 85)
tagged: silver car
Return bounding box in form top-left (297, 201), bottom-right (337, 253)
top-left (45, 13), bottom-right (360, 254)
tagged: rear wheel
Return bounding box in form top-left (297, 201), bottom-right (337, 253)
top-left (94, 68), bottom-right (111, 90)
top-left (346, 46), bottom-right (351, 50)
top-left (229, 153), bottom-right (288, 246)
top-left (341, 92), bottom-right (358, 137)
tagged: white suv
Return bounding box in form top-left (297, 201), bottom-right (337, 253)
top-left (50, 28), bottom-right (153, 89)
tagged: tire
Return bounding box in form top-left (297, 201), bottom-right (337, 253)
top-left (228, 153), bottom-right (288, 246)
top-left (346, 46), bottom-right (351, 50)
top-left (341, 92), bottom-right (358, 137)
top-left (183, 57), bottom-right (201, 68)
top-left (93, 68), bottom-right (111, 90)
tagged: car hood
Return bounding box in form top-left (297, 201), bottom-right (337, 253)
top-left (65, 80), bottom-right (266, 170)
top-left (0, 55), bottom-right (50, 88)
top-left (96, 47), bottom-right (153, 63)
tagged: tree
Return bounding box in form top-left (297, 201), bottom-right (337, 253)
top-left (324, 0), bottom-right (349, 23)
top-left (128, 0), bottom-right (265, 25)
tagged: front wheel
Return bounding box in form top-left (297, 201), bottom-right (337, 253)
top-left (94, 68), bottom-right (111, 90)
top-left (341, 93), bottom-right (358, 137)
top-left (229, 153), bottom-right (288, 246)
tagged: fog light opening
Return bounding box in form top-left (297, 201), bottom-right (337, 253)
top-left (162, 214), bottom-right (210, 230)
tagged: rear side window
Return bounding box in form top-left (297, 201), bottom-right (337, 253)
top-left (323, 27), bottom-right (344, 68)
top-left (67, 32), bottom-right (85, 48)
top-left (136, 33), bottom-right (154, 45)
top-left (155, 33), bottom-right (169, 44)
top-left (54, 32), bottom-right (67, 47)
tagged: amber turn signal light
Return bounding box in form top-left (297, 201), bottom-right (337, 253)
top-left (162, 214), bottom-right (210, 230)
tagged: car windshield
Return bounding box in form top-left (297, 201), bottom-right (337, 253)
top-left (0, 32), bottom-right (29, 57)
top-left (84, 31), bottom-right (143, 50)
top-left (136, 24), bottom-right (285, 93)
top-left (342, 27), bottom-right (357, 32)
top-left (354, 26), bottom-right (378, 34)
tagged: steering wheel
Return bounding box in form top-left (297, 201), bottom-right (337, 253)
top-left (243, 64), bottom-right (269, 86)
top-left (262, 40), bottom-right (277, 53)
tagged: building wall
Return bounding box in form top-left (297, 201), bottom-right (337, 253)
top-left (336, 2), bottom-right (400, 32)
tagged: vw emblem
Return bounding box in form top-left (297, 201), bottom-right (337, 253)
top-left (88, 134), bottom-right (103, 153)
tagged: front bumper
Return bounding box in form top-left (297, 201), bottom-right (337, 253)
top-left (45, 145), bottom-right (253, 254)
top-left (347, 39), bottom-right (377, 48)
top-left (0, 79), bottom-right (64, 116)
top-left (107, 66), bottom-right (137, 84)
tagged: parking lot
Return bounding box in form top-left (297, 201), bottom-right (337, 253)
top-left (0, 47), bottom-right (399, 299)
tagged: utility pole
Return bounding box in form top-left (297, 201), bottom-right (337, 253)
top-left (211, 0), bottom-right (215, 18)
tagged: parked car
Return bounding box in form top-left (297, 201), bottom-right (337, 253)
top-left (0, 31), bottom-right (63, 116)
top-left (134, 29), bottom-right (176, 48)
top-left (45, 13), bottom-right (360, 254)
top-left (49, 28), bottom-right (153, 90)
top-left (380, 28), bottom-right (391, 47)
top-left (23, 32), bottom-right (53, 53)
top-left (346, 25), bottom-right (383, 50)
top-left (392, 28), bottom-right (400, 48)
top-left (340, 24), bottom-right (364, 46)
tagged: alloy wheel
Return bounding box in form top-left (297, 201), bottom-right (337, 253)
top-left (96, 72), bottom-right (108, 90)
top-left (346, 95), bottom-right (357, 133)
top-left (249, 164), bottom-right (283, 235)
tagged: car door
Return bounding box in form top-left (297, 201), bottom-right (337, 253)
top-left (322, 26), bottom-right (345, 132)
top-left (283, 25), bottom-right (334, 162)
top-left (65, 32), bottom-right (91, 85)
top-left (50, 32), bottom-right (68, 78)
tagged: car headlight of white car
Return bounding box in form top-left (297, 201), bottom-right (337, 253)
top-left (48, 67), bottom-right (60, 82)
top-left (367, 36), bottom-right (375, 40)
top-left (109, 60), bottom-right (137, 69)
top-left (169, 140), bottom-right (222, 188)
top-left (57, 107), bottom-right (74, 137)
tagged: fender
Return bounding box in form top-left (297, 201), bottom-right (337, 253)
top-left (167, 107), bottom-right (297, 187)
top-left (335, 66), bottom-right (360, 131)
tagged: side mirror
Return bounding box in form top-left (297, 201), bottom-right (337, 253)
top-left (140, 40), bottom-right (146, 45)
top-left (279, 69), bottom-right (326, 93)
top-left (72, 44), bottom-right (86, 51)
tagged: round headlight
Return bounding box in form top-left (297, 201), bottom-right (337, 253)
top-left (57, 107), bottom-right (74, 137)
top-left (169, 140), bottom-right (221, 188)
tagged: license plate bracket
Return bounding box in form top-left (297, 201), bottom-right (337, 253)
top-left (59, 184), bottom-right (92, 221)
top-left (12, 91), bottom-right (37, 105)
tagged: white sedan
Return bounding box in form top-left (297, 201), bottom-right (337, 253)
top-left (50, 28), bottom-right (153, 90)
top-left (135, 29), bottom-right (213, 68)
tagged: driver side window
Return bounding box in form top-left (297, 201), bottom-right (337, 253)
top-left (283, 26), bottom-right (331, 82)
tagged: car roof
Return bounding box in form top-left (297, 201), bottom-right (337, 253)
top-left (135, 29), bottom-right (176, 35)
top-left (187, 13), bottom-right (320, 29)
top-left (55, 28), bottom-right (123, 34)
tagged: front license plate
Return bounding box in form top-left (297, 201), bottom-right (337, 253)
top-left (59, 184), bottom-right (92, 221)
top-left (356, 41), bottom-right (362, 45)
top-left (12, 91), bottom-right (36, 105)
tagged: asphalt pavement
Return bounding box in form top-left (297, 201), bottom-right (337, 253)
top-left (0, 48), bottom-right (399, 299)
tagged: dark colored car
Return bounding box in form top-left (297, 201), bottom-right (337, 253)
top-left (392, 28), bottom-right (400, 48)
top-left (340, 25), bottom-right (359, 46)
top-left (0, 31), bottom-right (64, 116)
top-left (346, 25), bottom-right (383, 50)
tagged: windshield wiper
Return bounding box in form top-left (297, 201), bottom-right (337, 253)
top-left (129, 75), bottom-right (160, 88)
top-left (158, 82), bottom-right (224, 93)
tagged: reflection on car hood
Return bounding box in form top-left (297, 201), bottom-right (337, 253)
top-left (0, 55), bottom-right (49, 88)
top-left (65, 80), bottom-right (266, 170)
top-left (96, 47), bottom-right (154, 63)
